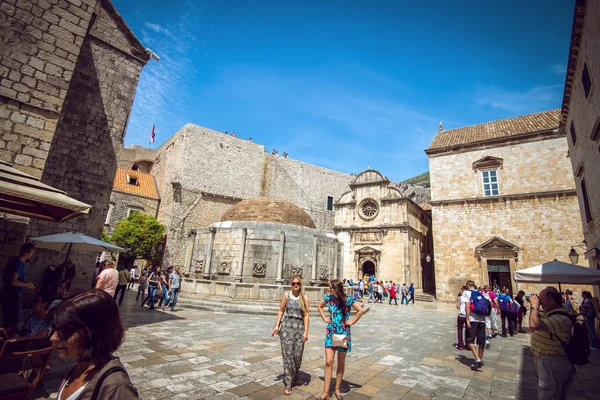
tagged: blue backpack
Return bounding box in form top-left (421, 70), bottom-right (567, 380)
top-left (509, 299), bottom-right (519, 315)
top-left (497, 294), bottom-right (510, 312)
top-left (470, 290), bottom-right (491, 316)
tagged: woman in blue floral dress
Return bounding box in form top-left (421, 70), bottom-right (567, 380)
top-left (316, 279), bottom-right (364, 400)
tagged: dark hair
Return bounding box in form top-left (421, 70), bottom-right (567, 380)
top-left (544, 287), bottom-right (563, 305)
top-left (582, 291), bottom-right (591, 299)
top-left (50, 289), bottom-right (124, 362)
top-left (19, 242), bottom-right (35, 256)
top-left (330, 279), bottom-right (347, 315)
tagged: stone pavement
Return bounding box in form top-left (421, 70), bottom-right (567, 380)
top-left (33, 292), bottom-right (600, 399)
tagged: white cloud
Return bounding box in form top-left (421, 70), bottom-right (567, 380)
top-left (551, 63), bottom-right (567, 75)
top-left (473, 84), bottom-right (563, 114)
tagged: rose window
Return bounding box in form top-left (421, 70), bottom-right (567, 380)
top-left (358, 198), bottom-right (379, 220)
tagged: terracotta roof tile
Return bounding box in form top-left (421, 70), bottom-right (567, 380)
top-left (428, 109), bottom-right (561, 151)
top-left (113, 168), bottom-right (159, 199)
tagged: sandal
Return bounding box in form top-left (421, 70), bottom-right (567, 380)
top-left (335, 389), bottom-right (343, 399)
top-left (315, 393), bottom-right (330, 400)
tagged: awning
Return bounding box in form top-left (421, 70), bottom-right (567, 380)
top-left (514, 259), bottom-right (600, 285)
top-left (0, 160), bottom-right (91, 223)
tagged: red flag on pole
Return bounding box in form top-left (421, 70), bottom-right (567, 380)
top-left (151, 124), bottom-right (155, 143)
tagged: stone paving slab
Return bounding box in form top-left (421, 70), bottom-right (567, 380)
top-left (31, 289), bottom-right (600, 399)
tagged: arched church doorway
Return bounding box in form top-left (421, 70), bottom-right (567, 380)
top-left (362, 260), bottom-right (375, 277)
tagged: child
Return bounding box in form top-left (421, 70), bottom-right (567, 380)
top-left (17, 295), bottom-right (51, 339)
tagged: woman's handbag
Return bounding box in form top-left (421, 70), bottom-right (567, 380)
top-left (332, 334), bottom-right (348, 349)
top-left (156, 286), bottom-right (164, 299)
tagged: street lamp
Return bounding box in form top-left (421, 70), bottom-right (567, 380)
top-left (568, 247), bottom-right (579, 264)
top-left (426, 254), bottom-right (431, 263)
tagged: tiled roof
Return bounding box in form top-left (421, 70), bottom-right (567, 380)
top-left (113, 168), bottom-right (159, 199)
top-left (427, 109), bottom-right (561, 151)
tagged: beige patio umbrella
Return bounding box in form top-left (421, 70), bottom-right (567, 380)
top-left (0, 160), bottom-right (91, 223)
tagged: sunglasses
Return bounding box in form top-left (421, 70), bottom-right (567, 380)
top-left (53, 326), bottom-right (81, 340)
top-left (291, 282), bottom-right (301, 286)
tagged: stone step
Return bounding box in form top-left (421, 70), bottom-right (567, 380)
top-left (414, 293), bottom-right (436, 302)
top-left (177, 295), bottom-right (370, 316)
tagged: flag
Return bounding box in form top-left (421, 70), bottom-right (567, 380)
top-left (151, 124), bottom-right (155, 143)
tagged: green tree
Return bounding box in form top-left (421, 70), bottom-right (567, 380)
top-left (109, 212), bottom-right (165, 260)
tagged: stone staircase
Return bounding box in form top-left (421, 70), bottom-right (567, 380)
top-left (414, 292), bottom-right (436, 302)
top-left (177, 295), bottom-right (370, 316)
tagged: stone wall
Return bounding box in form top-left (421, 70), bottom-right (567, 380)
top-left (106, 191), bottom-right (159, 235)
top-left (429, 137), bottom-right (576, 201)
top-left (141, 124), bottom-right (353, 267)
top-left (431, 195), bottom-right (587, 302)
top-left (190, 221), bottom-right (340, 285)
top-left (563, 0), bottom-right (600, 278)
top-left (0, 0), bottom-right (148, 301)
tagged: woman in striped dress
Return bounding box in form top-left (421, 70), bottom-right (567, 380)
top-left (272, 276), bottom-right (310, 396)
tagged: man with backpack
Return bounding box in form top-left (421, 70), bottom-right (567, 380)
top-left (529, 287), bottom-right (583, 399)
top-left (497, 288), bottom-right (515, 337)
top-left (464, 280), bottom-right (488, 370)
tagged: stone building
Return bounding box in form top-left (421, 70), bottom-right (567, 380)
top-left (334, 170), bottom-right (434, 292)
top-left (426, 109), bottom-right (587, 302)
top-left (105, 167), bottom-right (160, 234)
top-left (0, 0), bottom-right (149, 294)
top-left (117, 124), bottom-right (355, 268)
top-left (560, 0), bottom-right (600, 293)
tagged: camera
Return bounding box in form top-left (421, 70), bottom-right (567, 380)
top-left (525, 294), bottom-right (533, 301)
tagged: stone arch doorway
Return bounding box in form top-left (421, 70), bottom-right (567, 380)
top-left (362, 260), bottom-right (375, 276)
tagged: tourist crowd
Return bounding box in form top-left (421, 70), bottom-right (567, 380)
top-left (344, 276), bottom-right (416, 305)
top-left (455, 279), bottom-right (598, 399)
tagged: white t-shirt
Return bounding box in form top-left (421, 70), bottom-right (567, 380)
top-left (458, 292), bottom-right (467, 316)
top-left (462, 290), bottom-right (485, 323)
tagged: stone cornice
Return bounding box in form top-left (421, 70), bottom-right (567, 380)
top-left (349, 179), bottom-right (390, 189)
top-left (430, 189), bottom-right (577, 206)
top-left (333, 223), bottom-right (411, 233)
top-left (425, 130), bottom-right (564, 157)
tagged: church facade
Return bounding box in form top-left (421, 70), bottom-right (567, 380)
top-left (334, 170), bottom-right (434, 292)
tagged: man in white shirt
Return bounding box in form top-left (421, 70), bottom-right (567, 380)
top-left (127, 266), bottom-right (138, 289)
top-left (464, 280), bottom-right (487, 370)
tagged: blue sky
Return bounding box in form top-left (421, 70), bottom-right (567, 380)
top-left (113, 0), bottom-right (574, 181)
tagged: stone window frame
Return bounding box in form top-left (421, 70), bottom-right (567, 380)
top-left (126, 173), bottom-right (138, 186)
top-left (473, 156), bottom-right (503, 197)
top-left (104, 203), bottom-right (114, 225)
top-left (326, 196), bottom-right (334, 211)
top-left (127, 207), bottom-right (144, 217)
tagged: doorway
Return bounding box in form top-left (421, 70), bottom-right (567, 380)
top-left (362, 260), bottom-right (375, 277)
top-left (487, 259), bottom-right (512, 294)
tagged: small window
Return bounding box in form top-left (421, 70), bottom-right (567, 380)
top-left (131, 163), bottom-right (139, 171)
top-left (481, 170), bottom-right (499, 196)
top-left (581, 178), bottom-right (592, 223)
top-left (570, 121), bottom-right (577, 146)
top-left (128, 208), bottom-right (143, 217)
top-left (326, 196), bottom-right (334, 211)
top-left (582, 63), bottom-right (591, 99)
top-left (126, 174), bottom-right (138, 186)
top-left (104, 204), bottom-right (114, 225)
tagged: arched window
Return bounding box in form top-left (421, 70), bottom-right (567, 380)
top-left (131, 163), bottom-right (139, 171)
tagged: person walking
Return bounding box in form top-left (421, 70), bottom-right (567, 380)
top-left (455, 285), bottom-right (467, 350)
top-left (96, 260), bottom-right (119, 297)
top-left (498, 288), bottom-right (515, 337)
top-left (136, 271), bottom-right (148, 303)
top-left (529, 287), bottom-right (574, 399)
top-left (316, 279), bottom-right (364, 400)
top-left (400, 283), bottom-right (409, 305)
top-left (271, 276), bottom-right (310, 396)
top-left (128, 265), bottom-right (138, 289)
top-left (409, 283), bottom-right (415, 304)
top-left (388, 283), bottom-right (398, 305)
top-left (163, 266), bottom-right (182, 311)
top-left (158, 267), bottom-right (172, 308)
top-left (581, 291), bottom-right (599, 350)
top-left (141, 266), bottom-right (160, 309)
top-left (484, 285), bottom-right (500, 339)
top-left (367, 281), bottom-right (375, 303)
top-left (114, 265), bottom-right (131, 306)
top-left (358, 279), bottom-right (364, 297)
top-left (50, 289), bottom-right (139, 399)
top-left (1, 242), bottom-right (36, 335)
top-left (464, 280), bottom-right (487, 370)
top-left (376, 281), bottom-right (384, 303)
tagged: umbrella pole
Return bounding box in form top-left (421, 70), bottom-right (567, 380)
top-left (64, 243), bottom-right (72, 265)
top-left (559, 282), bottom-right (562, 293)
